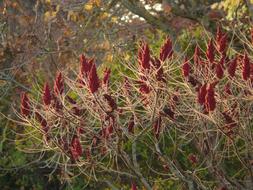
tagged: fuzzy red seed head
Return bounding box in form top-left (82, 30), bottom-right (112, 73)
top-left (88, 63), bottom-right (100, 93)
top-left (218, 34), bottom-right (227, 54)
top-left (206, 39), bottom-right (215, 63)
top-left (205, 85), bottom-right (216, 112)
top-left (80, 54), bottom-right (87, 75)
top-left (43, 82), bottom-right (51, 106)
top-left (70, 136), bottom-right (82, 160)
top-left (228, 57), bottom-right (237, 77)
top-left (182, 57), bottom-right (190, 78)
top-left (138, 42), bottom-right (151, 71)
top-left (242, 53), bottom-right (251, 81)
top-left (80, 54), bottom-right (93, 77)
top-left (142, 43), bottom-right (151, 70)
top-left (54, 72), bottom-right (64, 95)
top-left (21, 92), bottom-right (31, 117)
top-left (216, 25), bottom-right (223, 43)
top-left (197, 84), bottom-right (207, 105)
top-left (216, 26), bottom-right (227, 54)
top-left (160, 37), bottom-right (173, 62)
top-left (216, 63), bottom-right (224, 79)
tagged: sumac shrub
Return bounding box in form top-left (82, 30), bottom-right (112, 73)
top-left (17, 27), bottom-right (253, 190)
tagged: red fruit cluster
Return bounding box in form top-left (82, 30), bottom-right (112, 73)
top-left (206, 39), bottom-right (215, 63)
top-left (79, 54), bottom-right (101, 93)
top-left (197, 83), bottom-right (216, 112)
top-left (54, 72), bottom-right (64, 95)
top-left (197, 84), bottom-right (207, 105)
top-left (160, 37), bottom-right (173, 62)
top-left (228, 57), bottom-right (237, 77)
top-left (138, 42), bottom-right (151, 71)
top-left (205, 85), bottom-right (216, 112)
top-left (88, 64), bottom-right (100, 93)
top-left (80, 54), bottom-right (93, 77)
top-left (70, 136), bottom-right (83, 160)
top-left (137, 38), bottom-right (174, 94)
top-left (215, 56), bottom-right (224, 79)
top-left (43, 82), bottom-right (51, 106)
top-left (21, 93), bottom-right (30, 117)
top-left (216, 26), bottom-right (227, 55)
top-left (182, 57), bottom-right (190, 78)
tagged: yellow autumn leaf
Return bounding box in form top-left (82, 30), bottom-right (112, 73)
top-left (63, 27), bottom-right (74, 37)
top-left (105, 54), bottom-right (113, 62)
top-left (124, 54), bottom-right (131, 61)
top-left (111, 16), bottom-right (118, 23)
top-left (67, 10), bottom-right (78, 22)
top-left (44, 11), bottom-right (57, 22)
top-left (93, 0), bottom-right (101, 6)
top-left (56, 5), bottom-right (60, 12)
top-left (84, 3), bottom-right (93, 11)
top-left (100, 12), bottom-right (109, 19)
